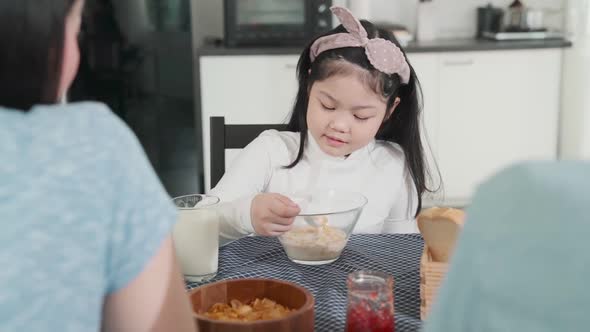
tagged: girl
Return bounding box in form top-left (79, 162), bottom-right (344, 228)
top-left (212, 6), bottom-right (434, 239)
top-left (0, 1), bottom-right (195, 331)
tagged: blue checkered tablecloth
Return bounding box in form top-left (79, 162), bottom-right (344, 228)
top-left (186, 234), bottom-right (424, 332)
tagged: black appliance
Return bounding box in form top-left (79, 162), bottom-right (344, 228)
top-left (224, 0), bottom-right (332, 47)
top-left (477, 2), bottom-right (563, 41)
top-left (477, 4), bottom-right (504, 37)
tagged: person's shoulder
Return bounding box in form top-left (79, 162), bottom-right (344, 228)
top-left (32, 101), bottom-right (124, 136)
top-left (32, 102), bottom-right (140, 160)
top-left (66, 101), bottom-right (123, 129)
top-left (33, 101), bottom-right (112, 119)
top-left (238, 129), bottom-right (299, 165)
top-left (478, 160), bottom-right (590, 200)
top-left (258, 129), bottom-right (299, 142)
top-left (372, 140), bottom-right (406, 165)
top-left (253, 129), bottom-right (300, 154)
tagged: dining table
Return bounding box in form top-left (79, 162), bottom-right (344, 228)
top-left (186, 233), bottom-right (425, 332)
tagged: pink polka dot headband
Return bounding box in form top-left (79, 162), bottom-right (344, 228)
top-left (309, 6), bottom-right (410, 84)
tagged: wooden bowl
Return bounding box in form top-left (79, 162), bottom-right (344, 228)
top-left (189, 278), bottom-right (315, 332)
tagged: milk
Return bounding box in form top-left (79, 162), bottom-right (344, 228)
top-left (172, 208), bottom-right (219, 282)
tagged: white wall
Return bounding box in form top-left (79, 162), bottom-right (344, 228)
top-left (371, 0), bottom-right (564, 39)
top-left (190, 0), bottom-right (564, 45)
top-left (191, 0), bottom-right (224, 47)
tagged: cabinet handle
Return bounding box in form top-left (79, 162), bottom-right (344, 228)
top-left (284, 64), bottom-right (297, 69)
top-left (442, 59), bottom-right (474, 66)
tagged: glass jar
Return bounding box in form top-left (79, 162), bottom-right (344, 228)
top-left (345, 270), bottom-right (395, 332)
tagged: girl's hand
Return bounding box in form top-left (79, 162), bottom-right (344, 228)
top-left (251, 193), bottom-right (300, 236)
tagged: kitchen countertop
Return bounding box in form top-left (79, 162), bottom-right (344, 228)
top-left (198, 38), bottom-right (572, 56)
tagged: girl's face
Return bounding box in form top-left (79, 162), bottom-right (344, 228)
top-left (306, 72), bottom-right (400, 157)
top-left (58, 0), bottom-right (84, 99)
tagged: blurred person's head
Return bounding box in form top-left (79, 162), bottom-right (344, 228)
top-left (0, 0), bottom-right (84, 111)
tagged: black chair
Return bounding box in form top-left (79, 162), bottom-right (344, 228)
top-left (210, 116), bottom-right (288, 188)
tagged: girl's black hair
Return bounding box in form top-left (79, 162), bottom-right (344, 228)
top-left (286, 20), bottom-right (438, 217)
top-left (0, 0), bottom-right (77, 111)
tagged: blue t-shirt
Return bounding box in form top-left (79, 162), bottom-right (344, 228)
top-left (422, 161), bottom-right (590, 332)
top-left (0, 102), bottom-right (177, 331)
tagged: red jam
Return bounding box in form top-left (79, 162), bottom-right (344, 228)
top-left (345, 300), bottom-right (395, 332)
top-left (345, 272), bottom-right (395, 332)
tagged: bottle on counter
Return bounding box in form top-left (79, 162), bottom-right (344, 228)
top-left (506, 0), bottom-right (526, 31)
top-left (416, 0), bottom-right (437, 41)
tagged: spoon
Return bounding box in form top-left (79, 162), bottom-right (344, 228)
top-left (290, 195), bottom-right (329, 228)
top-left (303, 215), bottom-right (324, 228)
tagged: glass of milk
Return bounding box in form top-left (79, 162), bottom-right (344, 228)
top-left (172, 194), bottom-right (220, 282)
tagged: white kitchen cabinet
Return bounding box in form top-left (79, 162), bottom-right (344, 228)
top-left (200, 55), bottom-right (299, 190)
top-left (436, 49), bottom-right (562, 206)
top-left (408, 53), bottom-right (439, 151)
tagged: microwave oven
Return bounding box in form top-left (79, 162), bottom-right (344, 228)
top-left (224, 0), bottom-right (333, 47)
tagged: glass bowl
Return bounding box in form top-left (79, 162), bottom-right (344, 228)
top-left (278, 189), bottom-right (367, 265)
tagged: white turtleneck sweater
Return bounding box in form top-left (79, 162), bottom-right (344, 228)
top-left (211, 130), bottom-right (418, 240)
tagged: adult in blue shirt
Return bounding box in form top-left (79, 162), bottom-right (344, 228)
top-left (422, 161), bottom-right (590, 332)
top-left (0, 0), bottom-right (196, 331)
